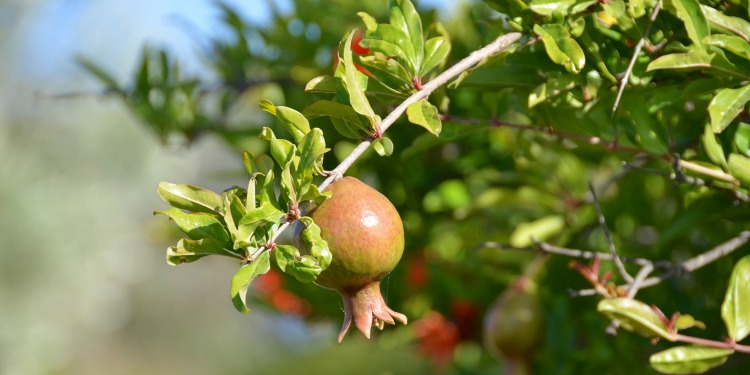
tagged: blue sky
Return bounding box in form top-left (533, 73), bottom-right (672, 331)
top-left (2, 0), bottom-right (459, 93)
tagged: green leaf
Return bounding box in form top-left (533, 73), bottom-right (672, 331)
top-left (157, 182), bottom-right (222, 214)
top-left (260, 127), bottom-right (297, 168)
top-left (627, 96), bottom-right (669, 154)
top-left (528, 75), bottom-right (578, 108)
top-left (236, 202), bottom-right (285, 246)
top-left (360, 23), bottom-right (414, 72)
top-left (728, 153), bottom-right (750, 187)
top-left (298, 184), bottom-right (331, 206)
top-left (243, 151), bottom-right (274, 178)
top-left (667, 0), bottom-right (709, 48)
top-left (343, 31), bottom-right (377, 126)
top-left (722, 255), bottom-right (750, 341)
top-left (274, 244), bottom-right (322, 283)
top-left (628, 0), bottom-right (648, 18)
top-left (358, 11), bottom-right (378, 32)
top-left (222, 192), bottom-right (247, 242)
top-left (421, 36), bottom-right (451, 77)
top-left (257, 169), bottom-right (280, 210)
top-left (701, 5), bottom-right (750, 42)
top-left (649, 346), bottom-right (733, 374)
top-left (280, 165), bottom-right (297, 208)
top-left (357, 56), bottom-right (415, 94)
top-left (734, 122), bottom-right (750, 156)
top-left (259, 99), bottom-right (311, 143)
top-left (702, 124), bottom-right (728, 169)
top-left (703, 35), bottom-right (750, 62)
top-left (484, 0), bottom-right (530, 16)
top-left (303, 100), bottom-right (372, 135)
top-left (305, 75), bottom-right (337, 93)
top-left (77, 56), bottom-right (120, 90)
top-left (673, 314), bottom-right (706, 332)
top-left (528, 0), bottom-right (581, 16)
top-left (406, 99), bottom-right (442, 135)
top-left (533, 24), bottom-right (586, 74)
top-left (297, 128), bottom-right (327, 181)
top-left (372, 136), bottom-right (394, 157)
top-left (155, 208), bottom-right (230, 243)
top-left (597, 298), bottom-right (673, 340)
top-left (510, 215), bottom-right (565, 247)
top-left (646, 48), bottom-right (744, 77)
top-left (389, 0), bottom-right (423, 71)
top-left (298, 217), bottom-right (332, 270)
top-left (709, 85), bottom-right (750, 133)
top-left (230, 251), bottom-right (271, 314)
top-left (167, 238), bottom-right (235, 265)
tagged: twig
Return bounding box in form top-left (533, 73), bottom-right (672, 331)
top-left (589, 182), bottom-right (634, 283)
top-left (478, 231), bottom-right (750, 292)
top-left (318, 32), bottom-right (522, 191)
top-left (626, 263), bottom-right (654, 299)
top-left (636, 231), bottom-right (750, 289)
top-left (611, 0), bottom-right (662, 117)
top-left (477, 241), bottom-right (655, 267)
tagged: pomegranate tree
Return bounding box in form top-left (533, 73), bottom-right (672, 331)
top-left (296, 176), bottom-right (407, 342)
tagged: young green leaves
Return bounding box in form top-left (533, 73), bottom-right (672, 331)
top-left (155, 102), bottom-right (332, 314)
top-left (358, 0), bottom-right (451, 89)
top-left (304, 0), bottom-right (447, 146)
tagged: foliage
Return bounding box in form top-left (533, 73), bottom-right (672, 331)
top-left (82, 0), bottom-right (750, 373)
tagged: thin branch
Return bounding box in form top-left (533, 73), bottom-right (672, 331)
top-left (611, 0), bottom-right (662, 117)
top-left (637, 231), bottom-right (750, 289)
top-left (477, 241), bottom-right (656, 267)
top-left (626, 263), bottom-right (654, 299)
top-left (319, 32), bottom-right (523, 191)
top-left (589, 182), bottom-right (634, 283)
top-left (479, 231), bottom-right (750, 292)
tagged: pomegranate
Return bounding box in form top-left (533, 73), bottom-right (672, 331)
top-left (296, 176), bottom-right (407, 342)
top-left (483, 276), bottom-right (543, 374)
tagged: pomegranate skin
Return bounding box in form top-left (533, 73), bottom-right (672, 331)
top-left (298, 176), bottom-right (407, 342)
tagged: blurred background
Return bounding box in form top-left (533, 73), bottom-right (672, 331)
top-left (0, 1), bottom-right (465, 374)
top-left (3, 0), bottom-right (750, 374)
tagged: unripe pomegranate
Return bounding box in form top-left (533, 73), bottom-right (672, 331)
top-left (296, 176), bottom-right (407, 342)
top-left (483, 277), bottom-right (543, 364)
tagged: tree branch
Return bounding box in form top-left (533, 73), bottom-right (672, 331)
top-left (589, 182), bottom-right (634, 283)
top-left (478, 231), bottom-right (750, 292)
top-left (636, 231), bottom-right (750, 289)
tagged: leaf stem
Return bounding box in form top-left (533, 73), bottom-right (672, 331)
top-left (674, 334), bottom-right (750, 354)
